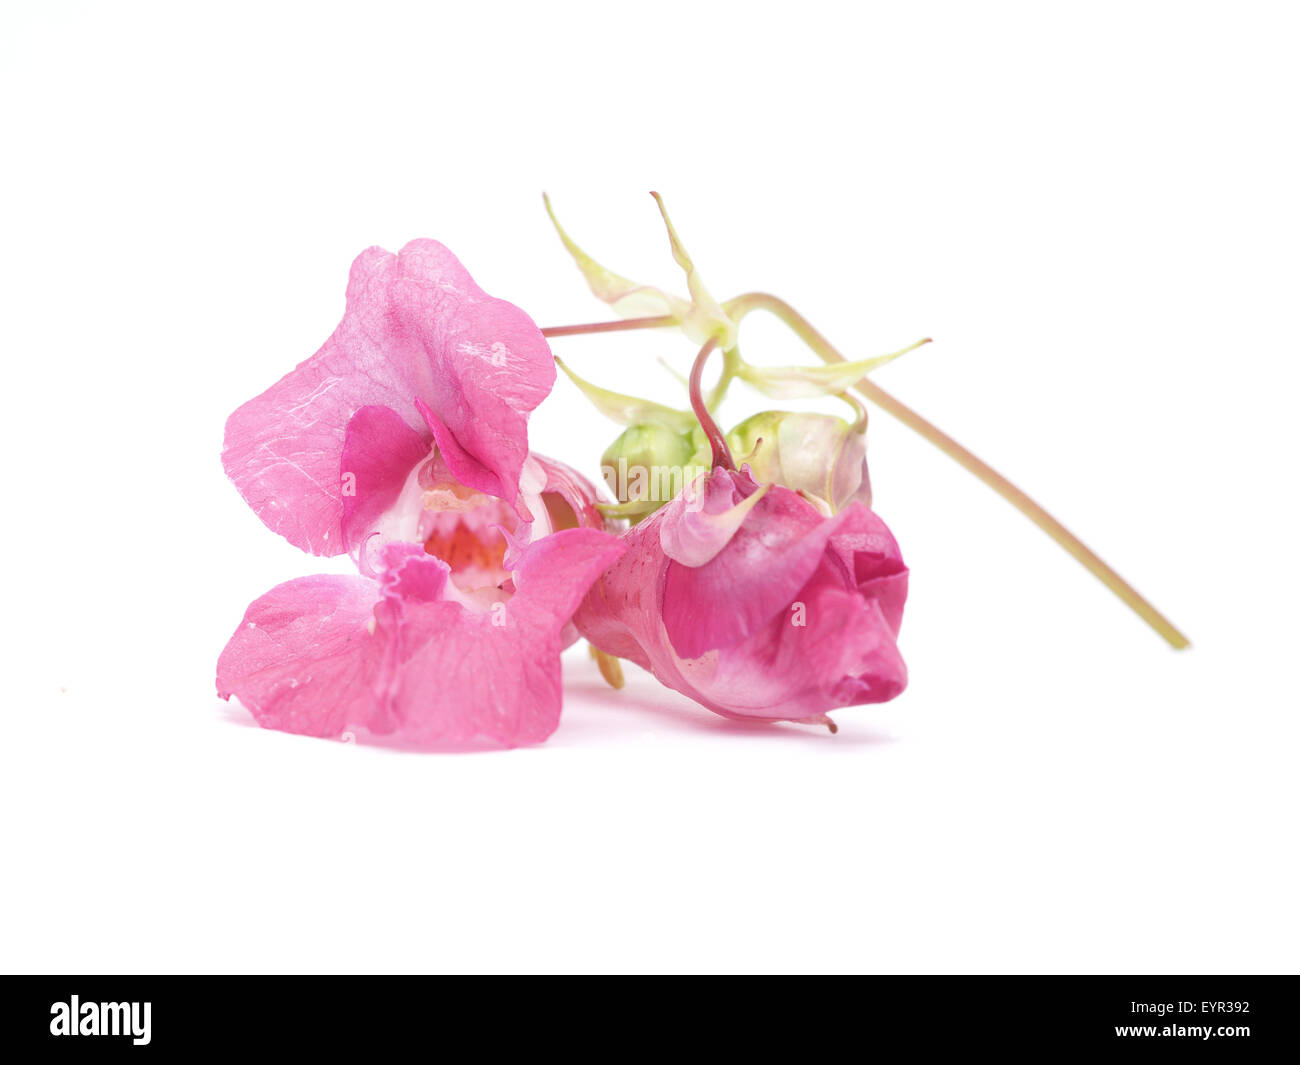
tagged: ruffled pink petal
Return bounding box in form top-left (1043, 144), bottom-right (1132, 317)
top-left (216, 575), bottom-right (386, 737)
top-left (223, 249), bottom-right (424, 556)
top-left (218, 530), bottom-right (623, 749)
top-left (223, 240), bottom-right (553, 554)
top-left (339, 405), bottom-right (432, 556)
top-left (377, 541), bottom-right (456, 603)
top-left (393, 240), bottom-right (554, 518)
top-left (376, 529), bottom-right (626, 747)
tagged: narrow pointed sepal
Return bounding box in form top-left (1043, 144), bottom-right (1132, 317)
top-left (733, 338), bottom-right (931, 400)
top-left (554, 356), bottom-right (697, 432)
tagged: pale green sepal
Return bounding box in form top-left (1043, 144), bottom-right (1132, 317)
top-left (554, 357), bottom-right (697, 433)
top-left (544, 193), bottom-right (691, 321)
top-left (734, 338), bottom-right (930, 400)
top-left (649, 192), bottom-right (738, 349)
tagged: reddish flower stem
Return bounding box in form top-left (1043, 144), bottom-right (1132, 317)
top-left (688, 338), bottom-right (734, 470)
top-left (541, 316), bottom-right (677, 338)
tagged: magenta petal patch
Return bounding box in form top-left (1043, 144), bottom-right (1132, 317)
top-left (661, 478), bottom-right (849, 659)
top-left (414, 396), bottom-right (526, 519)
top-left (825, 503), bottom-right (909, 634)
top-left (678, 561), bottom-right (908, 720)
top-left (339, 405), bottom-right (432, 556)
top-left (378, 541), bottom-right (456, 604)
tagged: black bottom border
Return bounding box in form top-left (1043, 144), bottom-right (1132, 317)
top-left (2, 975), bottom-right (1292, 1053)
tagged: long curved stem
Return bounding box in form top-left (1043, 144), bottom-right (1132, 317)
top-left (723, 292), bottom-right (1189, 650)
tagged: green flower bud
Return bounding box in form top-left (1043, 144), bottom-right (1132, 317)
top-left (726, 410), bottom-right (871, 514)
top-left (600, 423), bottom-right (713, 521)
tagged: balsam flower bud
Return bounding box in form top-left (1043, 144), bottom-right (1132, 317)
top-left (727, 409), bottom-right (872, 514)
top-left (601, 422), bottom-right (711, 522)
top-left (576, 334), bottom-right (908, 730)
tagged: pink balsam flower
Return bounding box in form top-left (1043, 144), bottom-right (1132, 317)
top-left (218, 531), bottom-right (622, 747)
top-left (574, 338), bottom-right (908, 729)
top-left (218, 239), bottom-right (621, 746)
top-left (574, 465), bottom-right (908, 727)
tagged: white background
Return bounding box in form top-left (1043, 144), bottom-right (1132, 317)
top-left (2, 1), bottom-right (1296, 974)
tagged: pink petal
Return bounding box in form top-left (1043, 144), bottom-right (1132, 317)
top-left (533, 453), bottom-right (609, 532)
top-left (826, 503), bottom-right (909, 634)
top-left (377, 541), bottom-right (456, 603)
top-left (377, 528), bottom-right (626, 747)
top-left (529, 455), bottom-right (611, 649)
top-left (571, 520), bottom-right (666, 672)
top-left (660, 476), bottom-right (853, 659)
top-left (414, 396), bottom-right (527, 520)
top-left (216, 575), bottom-right (386, 737)
top-left (218, 530), bottom-right (622, 749)
top-left (393, 241), bottom-right (554, 517)
top-left (223, 240), bottom-right (554, 554)
top-left (658, 467), bottom-right (769, 567)
top-left (677, 560), bottom-right (908, 721)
